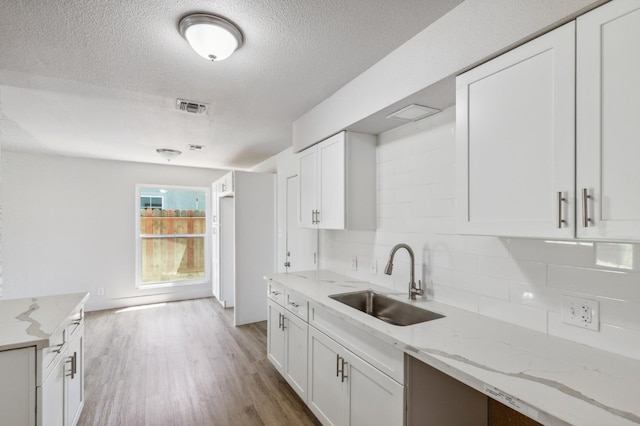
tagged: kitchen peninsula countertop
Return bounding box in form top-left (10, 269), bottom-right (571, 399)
top-left (267, 270), bottom-right (640, 426)
top-left (0, 293), bottom-right (89, 351)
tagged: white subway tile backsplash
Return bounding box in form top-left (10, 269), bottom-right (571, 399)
top-left (433, 285), bottom-right (479, 312)
top-left (507, 260), bottom-right (547, 286)
top-left (319, 107), bottom-right (640, 361)
top-left (451, 271), bottom-right (509, 300)
top-left (478, 296), bottom-right (548, 333)
top-left (547, 265), bottom-right (640, 303)
top-left (508, 281), bottom-right (562, 312)
top-left (451, 252), bottom-right (478, 273)
top-left (548, 312), bottom-right (640, 361)
top-left (596, 297), bottom-right (640, 332)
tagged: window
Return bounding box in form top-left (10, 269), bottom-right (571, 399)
top-left (140, 195), bottom-right (163, 210)
top-left (136, 185), bottom-right (209, 288)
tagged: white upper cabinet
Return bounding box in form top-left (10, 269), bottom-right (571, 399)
top-left (577, 0), bottom-right (640, 240)
top-left (456, 21), bottom-right (576, 238)
top-left (298, 131), bottom-right (376, 231)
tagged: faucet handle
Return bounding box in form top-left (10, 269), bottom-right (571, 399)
top-left (410, 280), bottom-right (424, 300)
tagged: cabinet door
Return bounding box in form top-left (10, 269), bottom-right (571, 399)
top-left (0, 347), bottom-right (36, 426)
top-left (318, 133), bottom-right (346, 230)
top-left (39, 353), bottom-right (65, 426)
top-left (308, 327), bottom-right (347, 425)
top-left (284, 312), bottom-right (308, 402)
top-left (65, 328), bottom-right (84, 426)
top-left (346, 350), bottom-right (404, 426)
top-left (456, 22), bottom-right (575, 238)
top-left (298, 147), bottom-right (318, 228)
top-left (267, 301), bottom-right (286, 374)
top-left (577, 0), bottom-right (640, 240)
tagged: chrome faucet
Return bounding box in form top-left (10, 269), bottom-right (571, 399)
top-left (384, 243), bottom-right (424, 300)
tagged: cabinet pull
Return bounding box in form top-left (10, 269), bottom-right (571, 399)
top-left (51, 343), bottom-right (64, 354)
top-left (271, 290), bottom-right (281, 296)
top-left (278, 313), bottom-right (282, 330)
top-left (288, 301), bottom-right (300, 308)
top-left (71, 352), bottom-right (77, 379)
top-left (582, 188), bottom-right (592, 227)
top-left (336, 354), bottom-right (341, 377)
top-left (311, 210), bottom-right (316, 224)
top-left (65, 352), bottom-right (77, 379)
top-left (557, 192), bottom-right (566, 228)
top-left (315, 210), bottom-right (320, 224)
top-left (341, 359), bottom-right (348, 383)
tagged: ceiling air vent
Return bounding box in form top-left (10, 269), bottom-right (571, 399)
top-left (176, 99), bottom-right (208, 115)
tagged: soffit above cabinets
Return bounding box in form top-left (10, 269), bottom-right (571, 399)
top-left (346, 76), bottom-right (455, 135)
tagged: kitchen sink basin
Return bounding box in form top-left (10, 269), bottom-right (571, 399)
top-left (329, 290), bottom-right (444, 326)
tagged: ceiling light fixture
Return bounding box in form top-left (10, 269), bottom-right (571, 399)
top-left (156, 148), bottom-right (182, 162)
top-left (178, 13), bottom-right (244, 61)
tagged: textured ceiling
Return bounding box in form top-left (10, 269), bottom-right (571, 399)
top-left (0, 0), bottom-right (464, 169)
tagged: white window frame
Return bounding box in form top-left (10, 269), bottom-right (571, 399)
top-left (135, 184), bottom-right (210, 289)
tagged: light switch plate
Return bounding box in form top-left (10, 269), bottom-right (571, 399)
top-left (351, 256), bottom-right (358, 271)
top-left (562, 295), bottom-right (599, 331)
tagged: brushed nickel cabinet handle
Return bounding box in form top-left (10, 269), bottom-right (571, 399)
top-left (582, 188), bottom-right (592, 227)
top-left (288, 301), bottom-right (300, 308)
top-left (557, 192), bottom-right (566, 228)
top-left (315, 210), bottom-right (320, 224)
top-left (71, 352), bottom-right (77, 379)
top-left (341, 359), bottom-right (348, 383)
top-left (336, 354), bottom-right (341, 377)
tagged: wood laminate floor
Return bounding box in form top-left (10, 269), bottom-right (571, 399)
top-left (78, 298), bottom-right (320, 426)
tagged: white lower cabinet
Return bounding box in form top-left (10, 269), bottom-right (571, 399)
top-left (267, 280), bottom-right (405, 426)
top-left (308, 327), bottom-right (404, 426)
top-left (0, 347), bottom-right (36, 425)
top-left (267, 299), bottom-right (309, 402)
top-left (38, 318), bottom-right (85, 426)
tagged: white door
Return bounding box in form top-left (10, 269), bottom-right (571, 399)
top-left (284, 312), bottom-right (308, 402)
top-left (39, 354), bottom-right (66, 426)
top-left (286, 175), bottom-right (317, 272)
top-left (308, 327), bottom-right (347, 425)
top-left (66, 329), bottom-right (84, 426)
top-left (318, 134), bottom-right (346, 230)
top-left (267, 301), bottom-right (286, 374)
top-left (577, 0), bottom-right (640, 240)
top-left (346, 350), bottom-right (404, 426)
top-left (456, 22), bottom-right (575, 238)
top-left (299, 147), bottom-right (318, 228)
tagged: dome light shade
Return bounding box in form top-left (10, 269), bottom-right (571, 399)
top-left (179, 13), bottom-right (243, 61)
top-left (156, 148), bottom-right (182, 162)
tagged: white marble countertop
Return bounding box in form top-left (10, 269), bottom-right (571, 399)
top-left (267, 270), bottom-right (640, 426)
top-left (0, 293), bottom-right (90, 351)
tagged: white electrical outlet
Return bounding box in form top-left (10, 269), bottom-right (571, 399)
top-left (562, 295), bottom-right (599, 331)
top-left (97, 287), bottom-right (105, 296)
top-left (351, 256), bottom-right (358, 271)
top-left (370, 260), bottom-right (377, 275)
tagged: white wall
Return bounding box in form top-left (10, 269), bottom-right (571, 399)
top-left (1, 152), bottom-right (226, 310)
top-left (319, 107), bottom-right (640, 361)
top-left (252, 147), bottom-right (300, 274)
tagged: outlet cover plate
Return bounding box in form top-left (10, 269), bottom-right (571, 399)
top-left (351, 256), bottom-right (358, 271)
top-left (562, 295), bottom-right (599, 331)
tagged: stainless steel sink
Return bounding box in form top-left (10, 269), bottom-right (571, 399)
top-left (329, 290), bottom-right (444, 326)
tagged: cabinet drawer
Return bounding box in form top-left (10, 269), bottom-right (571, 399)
top-left (309, 302), bottom-right (404, 384)
top-left (267, 280), bottom-right (285, 305)
top-left (285, 291), bottom-right (309, 322)
top-left (67, 309), bottom-right (84, 340)
top-left (38, 328), bottom-right (66, 386)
